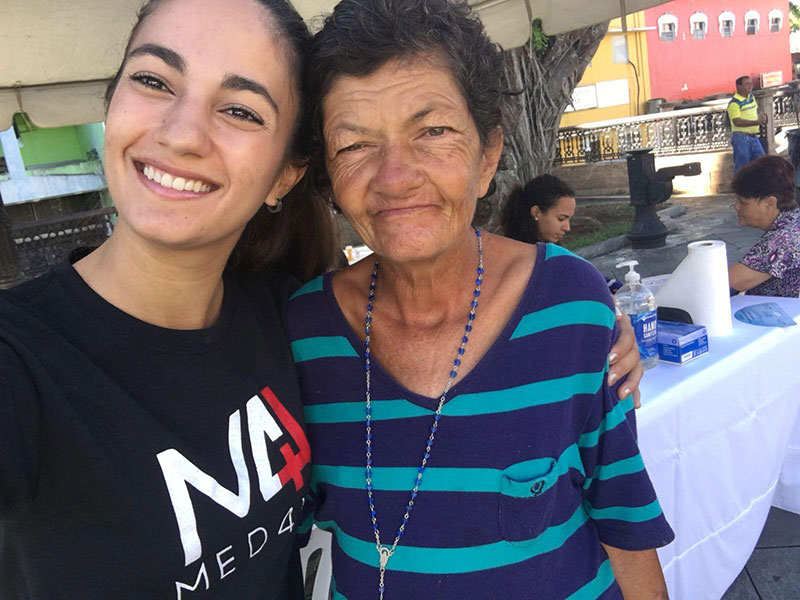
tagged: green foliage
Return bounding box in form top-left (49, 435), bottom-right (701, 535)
top-left (791, 1), bottom-right (800, 33)
top-left (530, 19), bottom-right (549, 53)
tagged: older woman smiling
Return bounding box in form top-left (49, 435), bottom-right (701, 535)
top-left (288, 1), bottom-right (673, 598)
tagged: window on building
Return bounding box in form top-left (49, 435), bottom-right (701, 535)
top-left (692, 22), bottom-right (707, 39)
top-left (721, 20), bottom-right (733, 37)
top-left (719, 11), bottom-right (735, 37)
top-left (611, 35), bottom-right (629, 63)
top-left (769, 9), bottom-right (783, 33)
top-left (690, 12), bottom-right (708, 40)
top-left (745, 10), bottom-right (760, 35)
top-left (658, 13), bottom-right (678, 42)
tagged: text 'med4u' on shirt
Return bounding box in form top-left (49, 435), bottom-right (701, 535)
top-left (0, 262), bottom-right (309, 599)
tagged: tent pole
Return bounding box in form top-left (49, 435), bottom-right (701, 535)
top-left (620, 0), bottom-right (628, 32)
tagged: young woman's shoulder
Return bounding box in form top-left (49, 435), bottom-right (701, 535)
top-left (0, 337), bottom-right (40, 519)
top-left (227, 266), bottom-right (303, 322)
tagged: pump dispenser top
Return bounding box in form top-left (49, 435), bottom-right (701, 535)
top-left (616, 260), bottom-right (642, 284)
top-left (615, 259), bottom-right (658, 370)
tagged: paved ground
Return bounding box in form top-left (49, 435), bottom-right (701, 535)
top-left (584, 194), bottom-right (761, 281)
top-left (722, 507), bottom-right (800, 599)
top-left (583, 195), bottom-right (800, 599)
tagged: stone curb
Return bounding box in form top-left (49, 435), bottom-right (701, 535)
top-left (658, 204), bottom-right (687, 219)
top-left (575, 235), bottom-right (629, 259)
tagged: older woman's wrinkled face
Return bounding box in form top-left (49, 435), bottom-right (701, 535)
top-left (322, 58), bottom-right (501, 263)
top-left (733, 195), bottom-right (778, 230)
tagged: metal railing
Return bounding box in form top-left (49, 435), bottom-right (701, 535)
top-left (555, 84), bottom-right (800, 166)
top-left (555, 105), bottom-right (731, 165)
top-left (773, 88), bottom-right (800, 128)
top-left (12, 207), bottom-right (116, 280)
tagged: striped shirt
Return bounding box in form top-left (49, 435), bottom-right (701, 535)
top-left (288, 244), bottom-right (673, 599)
top-left (728, 93), bottom-right (760, 134)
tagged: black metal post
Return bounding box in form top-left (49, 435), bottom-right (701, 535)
top-left (626, 148), bottom-right (701, 249)
top-left (0, 195), bottom-right (22, 288)
top-left (626, 149), bottom-right (668, 249)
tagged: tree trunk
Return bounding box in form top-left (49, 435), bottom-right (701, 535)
top-left (483, 22), bottom-right (610, 232)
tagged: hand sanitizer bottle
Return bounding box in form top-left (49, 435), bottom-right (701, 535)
top-left (615, 260), bottom-right (659, 370)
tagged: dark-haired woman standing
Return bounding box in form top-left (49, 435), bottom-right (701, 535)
top-left (729, 155), bottom-right (800, 297)
top-left (504, 174), bottom-right (577, 244)
top-left (0, 0), bottom-right (335, 596)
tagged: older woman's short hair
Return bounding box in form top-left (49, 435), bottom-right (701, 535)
top-left (306, 0), bottom-right (512, 147)
top-left (732, 155), bottom-right (798, 211)
top-left (304, 0), bottom-right (516, 215)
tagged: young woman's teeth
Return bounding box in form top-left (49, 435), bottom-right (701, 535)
top-left (142, 164), bottom-right (212, 192)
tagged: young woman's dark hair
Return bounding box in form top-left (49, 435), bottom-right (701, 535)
top-left (503, 174), bottom-right (575, 243)
top-left (303, 0), bottom-right (515, 214)
top-left (105, 0), bottom-right (338, 281)
top-left (732, 154), bottom-right (798, 212)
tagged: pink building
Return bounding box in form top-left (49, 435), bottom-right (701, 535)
top-left (644, 0), bottom-right (792, 102)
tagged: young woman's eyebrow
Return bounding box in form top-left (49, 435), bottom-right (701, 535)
top-left (221, 74), bottom-right (279, 115)
top-left (123, 45), bottom-right (278, 116)
top-left (127, 43), bottom-right (186, 73)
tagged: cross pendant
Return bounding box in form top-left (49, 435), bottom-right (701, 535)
top-left (378, 546), bottom-right (392, 570)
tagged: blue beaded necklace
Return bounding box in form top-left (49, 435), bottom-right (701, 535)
top-left (363, 227), bottom-right (483, 599)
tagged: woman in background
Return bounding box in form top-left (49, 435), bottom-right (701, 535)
top-left (503, 173), bottom-right (576, 244)
top-left (729, 155), bottom-right (800, 297)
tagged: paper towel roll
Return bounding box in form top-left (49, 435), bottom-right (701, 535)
top-left (654, 240), bottom-right (732, 336)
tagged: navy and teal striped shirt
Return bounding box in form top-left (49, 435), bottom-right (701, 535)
top-left (287, 244), bottom-right (673, 599)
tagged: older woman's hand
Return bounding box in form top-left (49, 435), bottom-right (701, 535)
top-left (608, 313), bottom-right (644, 408)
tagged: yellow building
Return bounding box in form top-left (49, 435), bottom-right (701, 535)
top-left (560, 13), bottom-right (652, 128)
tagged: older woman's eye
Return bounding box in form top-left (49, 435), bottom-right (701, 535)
top-left (338, 143), bottom-right (365, 154)
top-left (130, 72), bottom-right (171, 93)
top-left (223, 106), bottom-right (264, 126)
top-left (426, 127), bottom-right (448, 137)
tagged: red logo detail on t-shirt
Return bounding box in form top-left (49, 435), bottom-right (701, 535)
top-left (260, 386), bottom-right (311, 491)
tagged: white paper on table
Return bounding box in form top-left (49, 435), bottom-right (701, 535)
top-left (654, 240), bottom-right (732, 336)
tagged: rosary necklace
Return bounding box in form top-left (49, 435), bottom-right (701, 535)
top-left (363, 228), bottom-right (484, 599)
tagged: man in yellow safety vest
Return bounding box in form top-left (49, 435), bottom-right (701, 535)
top-left (727, 75), bottom-right (767, 171)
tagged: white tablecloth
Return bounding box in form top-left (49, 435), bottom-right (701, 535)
top-left (638, 295), bottom-right (800, 600)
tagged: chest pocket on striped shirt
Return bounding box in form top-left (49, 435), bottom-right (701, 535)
top-left (498, 458), bottom-right (559, 544)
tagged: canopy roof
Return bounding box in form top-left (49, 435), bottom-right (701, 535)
top-left (1, 0), bottom-right (671, 129)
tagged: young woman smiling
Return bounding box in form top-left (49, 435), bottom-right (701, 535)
top-left (0, 0), bottom-right (335, 597)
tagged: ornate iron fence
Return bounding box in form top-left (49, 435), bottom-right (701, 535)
top-left (12, 207), bottom-right (116, 280)
top-left (555, 106), bottom-right (731, 166)
top-left (773, 88), bottom-right (800, 128)
top-left (556, 84), bottom-right (800, 166)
